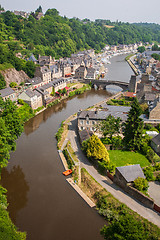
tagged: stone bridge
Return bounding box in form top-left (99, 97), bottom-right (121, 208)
top-left (81, 79), bottom-right (129, 91)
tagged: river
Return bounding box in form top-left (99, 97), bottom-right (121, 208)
top-left (1, 54), bottom-right (134, 240)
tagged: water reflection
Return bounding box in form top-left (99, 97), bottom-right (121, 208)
top-left (1, 166), bottom-right (29, 224)
top-left (24, 89), bottom-right (109, 136)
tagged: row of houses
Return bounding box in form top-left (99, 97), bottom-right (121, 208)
top-left (0, 78), bottom-right (68, 109)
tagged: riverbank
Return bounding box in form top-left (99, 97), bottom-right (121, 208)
top-left (56, 91), bottom-right (160, 236)
top-left (125, 54), bottom-right (138, 75)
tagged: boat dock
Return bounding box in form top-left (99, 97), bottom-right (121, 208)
top-left (66, 178), bottom-right (96, 208)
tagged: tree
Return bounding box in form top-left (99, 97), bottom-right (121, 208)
top-left (82, 134), bottom-right (110, 163)
top-left (100, 214), bottom-right (156, 240)
top-left (123, 98), bottom-right (143, 151)
top-left (134, 177), bottom-right (148, 192)
top-left (35, 6), bottom-right (42, 13)
top-left (0, 72), bottom-right (6, 90)
top-left (137, 46), bottom-right (145, 53)
top-left (96, 115), bottom-right (121, 140)
top-left (9, 82), bottom-right (18, 88)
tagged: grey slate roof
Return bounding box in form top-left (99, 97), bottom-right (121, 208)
top-left (116, 164), bottom-right (145, 183)
top-left (0, 87), bottom-right (15, 97)
top-left (151, 133), bottom-right (160, 145)
top-left (25, 89), bottom-right (38, 98)
top-left (27, 77), bottom-right (43, 85)
top-left (29, 54), bottom-right (37, 62)
top-left (78, 105), bottom-right (131, 121)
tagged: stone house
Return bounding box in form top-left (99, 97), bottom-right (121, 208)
top-left (113, 164), bottom-right (145, 188)
top-left (50, 63), bottom-right (62, 79)
top-left (38, 55), bottom-right (55, 67)
top-left (77, 105), bottom-right (130, 131)
top-left (18, 89), bottom-right (42, 109)
top-left (85, 67), bottom-right (96, 79)
top-left (34, 83), bottom-right (53, 106)
top-left (0, 87), bottom-right (17, 102)
top-left (151, 134), bottom-right (160, 153)
top-left (50, 79), bottom-right (67, 92)
top-left (26, 77), bottom-right (43, 89)
top-left (149, 96), bottom-right (160, 119)
top-left (34, 66), bottom-right (52, 83)
top-left (75, 65), bottom-right (87, 79)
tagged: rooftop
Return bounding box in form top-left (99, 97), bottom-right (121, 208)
top-left (0, 87), bottom-right (15, 97)
top-left (116, 164), bottom-right (145, 183)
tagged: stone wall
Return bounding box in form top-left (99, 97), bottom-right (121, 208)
top-left (125, 185), bottom-right (154, 209)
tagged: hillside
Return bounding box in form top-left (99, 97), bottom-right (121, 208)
top-left (0, 8), bottom-right (160, 61)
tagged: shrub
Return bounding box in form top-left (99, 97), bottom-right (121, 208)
top-left (9, 82), bottom-right (18, 88)
top-left (143, 166), bottom-right (155, 181)
top-left (63, 148), bottom-right (74, 169)
top-left (18, 99), bottom-right (24, 105)
top-left (134, 177), bottom-right (148, 192)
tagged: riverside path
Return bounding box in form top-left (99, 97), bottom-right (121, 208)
top-left (65, 116), bottom-right (160, 228)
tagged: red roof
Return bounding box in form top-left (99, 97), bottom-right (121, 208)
top-left (152, 86), bottom-right (158, 91)
top-left (124, 92), bottom-right (136, 98)
top-left (65, 87), bottom-right (69, 90)
top-left (65, 73), bottom-right (71, 77)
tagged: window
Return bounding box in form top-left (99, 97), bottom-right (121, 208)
top-left (80, 120), bottom-right (83, 125)
top-left (92, 121), bottom-right (95, 125)
top-left (81, 127), bottom-right (83, 130)
top-left (86, 121), bottom-right (89, 125)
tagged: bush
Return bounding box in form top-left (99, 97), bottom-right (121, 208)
top-left (9, 82), bottom-right (18, 88)
top-left (63, 148), bottom-right (74, 169)
top-left (18, 99), bottom-right (24, 105)
top-left (134, 177), bottom-right (148, 192)
top-left (143, 166), bottom-right (155, 181)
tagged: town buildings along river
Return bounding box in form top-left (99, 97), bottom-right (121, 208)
top-left (1, 54), bottom-right (134, 240)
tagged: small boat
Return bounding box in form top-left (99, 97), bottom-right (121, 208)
top-left (63, 169), bottom-right (72, 176)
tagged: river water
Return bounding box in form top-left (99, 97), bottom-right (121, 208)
top-left (1, 54), bottom-right (134, 240)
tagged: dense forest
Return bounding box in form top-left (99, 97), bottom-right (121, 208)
top-left (1, 7), bottom-right (160, 61)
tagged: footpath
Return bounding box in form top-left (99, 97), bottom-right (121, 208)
top-left (64, 118), bottom-right (160, 228)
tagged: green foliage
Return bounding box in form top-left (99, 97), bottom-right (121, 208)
top-left (123, 98), bottom-right (144, 151)
top-left (152, 44), bottom-right (160, 51)
top-left (101, 136), bottom-right (123, 150)
top-left (33, 106), bottom-right (44, 114)
top-left (82, 134), bottom-right (110, 163)
top-left (108, 150), bottom-right (149, 168)
top-left (143, 166), bottom-right (156, 181)
top-left (100, 214), bottom-right (158, 240)
top-left (63, 148), bottom-right (74, 169)
top-left (96, 115), bottom-right (121, 140)
top-left (51, 87), bottom-right (55, 96)
top-left (9, 82), bottom-right (18, 88)
top-left (55, 121), bottom-right (64, 142)
top-left (137, 46), bottom-right (146, 53)
top-left (47, 99), bottom-right (59, 108)
top-left (17, 102), bottom-right (35, 123)
top-left (0, 72), bottom-right (6, 90)
top-left (0, 185), bottom-right (26, 240)
top-left (134, 177), bottom-right (148, 192)
top-left (107, 98), bottom-right (132, 106)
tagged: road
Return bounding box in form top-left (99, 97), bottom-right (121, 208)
top-left (65, 117), bottom-right (160, 227)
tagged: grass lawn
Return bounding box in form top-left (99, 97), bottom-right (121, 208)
top-left (108, 150), bottom-right (150, 167)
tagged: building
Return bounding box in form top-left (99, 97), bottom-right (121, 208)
top-left (50, 79), bottom-right (66, 92)
top-left (75, 65), bottom-right (87, 79)
top-left (18, 89), bottom-right (42, 109)
top-left (26, 77), bottom-right (43, 89)
top-left (0, 87), bottom-right (17, 102)
top-left (151, 133), bottom-right (160, 153)
top-left (34, 66), bottom-right (52, 83)
top-left (34, 83), bottom-right (53, 106)
top-left (114, 164), bottom-right (145, 188)
top-left (77, 105), bottom-right (130, 131)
